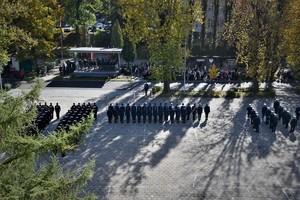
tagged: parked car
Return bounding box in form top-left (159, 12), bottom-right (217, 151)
top-left (63, 24), bottom-right (73, 32)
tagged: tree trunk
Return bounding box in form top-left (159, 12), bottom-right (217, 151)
top-left (252, 79), bottom-right (259, 93)
top-left (163, 80), bottom-right (170, 93)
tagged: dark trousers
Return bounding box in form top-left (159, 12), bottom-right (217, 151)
top-left (290, 126), bottom-right (296, 133)
top-left (137, 115), bottom-right (141, 123)
top-left (192, 113), bottom-right (196, 121)
top-left (56, 112), bottom-right (60, 119)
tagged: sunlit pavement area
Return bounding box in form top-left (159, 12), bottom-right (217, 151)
top-left (32, 80), bottom-right (300, 199)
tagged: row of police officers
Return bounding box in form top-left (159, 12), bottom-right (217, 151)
top-left (107, 102), bottom-right (210, 123)
top-left (247, 99), bottom-right (298, 133)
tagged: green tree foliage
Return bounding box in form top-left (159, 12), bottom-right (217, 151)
top-left (122, 37), bottom-right (136, 67)
top-left (60, 0), bottom-right (102, 47)
top-left (118, 0), bottom-right (203, 92)
top-left (0, 82), bottom-right (95, 199)
top-left (280, 0), bottom-right (300, 78)
top-left (208, 64), bottom-right (220, 80)
top-left (110, 20), bottom-right (123, 48)
top-left (224, 0), bottom-right (282, 91)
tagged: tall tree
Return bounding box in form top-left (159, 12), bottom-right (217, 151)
top-left (110, 20), bottom-right (123, 48)
top-left (118, 0), bottom-right (203, 92)
top-left (280, 0), bottom-right (300, 78)
top-left (0, 82), bottom-right (95, 199)
top-left (61, 0), bottom-right (102, 47)
top-left (122, 37), bottom-right (137, 67)
top-left (224, 0), bottom-right (282, 91)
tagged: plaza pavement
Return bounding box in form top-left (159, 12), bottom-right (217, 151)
top-left (9, 77), bottom-right (300, 199)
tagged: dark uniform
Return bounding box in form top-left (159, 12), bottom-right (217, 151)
top-left (181, 104), bottom-right (187, 123)
top-left (131, 103), bottom-right (137, 123)
top-left (262, 103), bottom-right (267, 122)
top-left (271, 114), bottom-right (278, 133)
top-left (186, 103), bottom-right (192, 120)
top-left (278, 105), bottom-right (284, 121)
top-left (284, 111), bottom-right (291, 129)
top-left (197, 104), bottom-right (203, 121)
top-left (49, 103), bottom-right (54, 120)
top-left (119, 104), bottom-right (125, 123)
top-left (250, 109), bottom-right (256, 125)
top-left (290, 117), bottom-right (297, 133)
top-left (265, 107), bottom-right (271, 125)
top-left (163, 103), bottom-right (169, 122)
top-left (153, 103), bottom-right (158, 123)
top-left (125, 104), bottom-right (131, 123)
top-left (269, 112), bottom-right (275, 129)
top-left (137, 104), bottom-right (142, 123)
top-left (295, 107), bottom-right (300, 121)
top-left (55, 103), bottom-right (61, 119)
top-left (192, 103), bottom-right (197, 121)
top-left (175, 104), bottom-right (180, 123)
top-left (113, 104), bottom-right (119, 123)
top-left (247, 104), bottom-right (252, 119)
top-left (281, 109), bottom-right (288, 125)
top-left (147, 103), bottom-right (153, 123)
top-left (107, 104), bottom-right (113, 123)
top-left (253, 113), bottom-right (260, 132)
top-left (158, 103), bottom-right (163, 123)
top-left (142, 103), bottom-right (147, 123)
top-left (204, 104), bottom-right (210, 120)
top-left (169, 103), bottom-right (175, 123)
top-left (92, 103), bottom-right (98, 119)
top-left (144, 83), bottom-right (149, 96)
top-left (273, 99), bottom-right (280, 114)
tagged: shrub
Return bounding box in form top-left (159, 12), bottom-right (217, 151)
top-left (151, 86), bottom-right (161, 95)
top-left (225, 90), bottom-right (237, 98)
top-left (4, 83), bottom-right (12, 91)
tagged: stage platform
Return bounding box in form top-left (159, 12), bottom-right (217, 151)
top-left (72, 66), bottom-right (119, 77)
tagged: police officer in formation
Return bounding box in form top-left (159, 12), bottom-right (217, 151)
top-left (131, 103), bottom-right (137, 123)
top-left (158, 103), bottom-right (163, 123)
top-left (181, 103), bottom-right (187, 123)
top-left (186, 103), bottom-right (192, 121)
top-left (153, 103), bottom-right (158, 123)
top-left (119, 104), bottom-right (125, 123)
top-left (137, 103), bottom-right (142, 123)
top-left (261, 103), bottom-right (267, 122)
top-left (290, 117), bottom-right (297, 133)
top-left (107, 103), bottom-right (113, 123)
top-left (163, 103), bottom-right (169, 122)
top-left (197, 104), bottom-right (203, 121)
top-left (126, 103), bottom-right (131, 123)
top-left (30, 102), bottom-right (54, 135)
top-left (55, 103), bottom-right (61, 119)
top-left (273, 99), bottom-right (280, 114)
top-left (169, 103), bottom-right (175, 123)
top-left (192, 103), bottom-right (197, 121)
top-left (148, 103), bottom-right (153, 123)
top-left (204, 103), bottom-right (210, 120)
top-left (295, 106), bottom-right (300, 121)
top-left (142, 103), bottom-right (147, 123)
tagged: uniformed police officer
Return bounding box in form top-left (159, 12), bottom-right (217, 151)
top-left (119, 103), bottom-right (125, 123)
top-left (49, 103), bottom-right (54, 120)
top-left (271, 114), bottom-right (278, 133)
top-left (197, 104), bottom-right (203, 121)
top-left (55, 103), bottom-right (61, 119)
top-left (281, 109), bottom-right (288, 125)
top-left (192, 103), bottom-right (197, 121)
top-left (186, 103), bottom-right (192, 120)
top-left (169, 103), bottom-right (175, 123)
top-left (148, 103), bottom-right (153, 123)
top-left (284, 111), bottom-right (291, 129)
top-left (175, 104), bottom-right (180, 123)
top-left (247, 104), bottom-right (252, 120)
top-left (142, 103), bottom-right (147, 123)
top-left (107, 104), bottom-right (113, 123)
top-left (92, 103), bottom-right (98, 119)
top-left (158, 103), bottom-right (163, 123)
top-left (295, 106), bottom-right (300, 121)
top-left (125, 103), bottom-right (131, 123)
top-left (253, 113), bottom-right (260, 132)
top-left (273, 99), bottom-right (280, 114)
top-left (153, 103), bottom-right (158, 123)
top-left (131, 103), bottom-right (137, 123)
top-left (181, 103), bottom-right (187, 123)
top-left (250, 108), bottom-right (256, 125)
top-left (163, 103), bottom-right (169, 122)
top-left (269, 111), bottom-right (275, 130)
top-left (108, 103), bottom-right (113, 111)
top-left (262, 103), bottom-right (267, 122)
top-left (277, 105), bottom-right (284, 121)
top-left (204, 103), bottom-right (210, 120)
top-left (290, 116), bottom-right (297, 133)
top-left (113, 103), bottom-right (119, 123)
top-left (265, 107), bottom-right (271, 125)
top-left (137, 103), bottom-right (142, 123)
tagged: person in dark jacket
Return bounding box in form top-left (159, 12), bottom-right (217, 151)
top-left (49, 103), bottom-right (54, 120)
top-left (144, 83), bottom-right (149, 96)
top-left (253, 113), bottom-right (260, 132)
top-left (261, 103), bottom-right (267, 122)
top-left (181, 103), bottom-right (187, 123)
top-left (125, 103), bottom-right (131, 123)
top-left (277, 105), bottom-right (284, 121)
top-left (163, 103), bottom-right (169, 122)
top-left (92, 103), bottom-right (98, 119)
top-left (273, 99), bottom-right (280, 114)
top-left (137, 103), bottom-right (142, 123)
top-left (142, 103), bottom-right (147, 123)
top-left (192, 103), bottom-right (197, 121)
top-left (131, 103), bottom-right (137, 123)
top-left (271, 114), bottom-right (278, 133)
top-left (197, 104), bottom-right (203, 121)
top-left (247, 104), bottom-right (252, 120)
top-left (54, 103), bottom-right (61, 119)
top-left (119, 104), bottom-right (125, 123)
top-left (284, 111), bottom-right (291, 129)
top-left (186, 103), bottom-right (192, 120)
top-left (169, 103), bottom-right (175, 123)
top-left (153, 103), bottom-right (158, 123)
top-left (295, 106), bottom-right (300, 121)
top-left (107, 105), bottom-right (113, 123)
top-left (204, 103), bottom-right (210, 120)
top-left (265, 107), bottom-right (271, 125)
top-left (147, 103), bottom-right (153, 123)
top-left (158, 103), bottom-right (163, 123)
top-left (175, 104), bottom-right (180, 123)
top-left (290, 116), bottom-right (297, 133)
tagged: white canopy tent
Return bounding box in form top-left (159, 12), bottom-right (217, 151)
top-left (69, 47), bottom-right (122, 67)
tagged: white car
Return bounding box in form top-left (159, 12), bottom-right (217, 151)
top-left (63, 24), bottom-right (73, 32)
